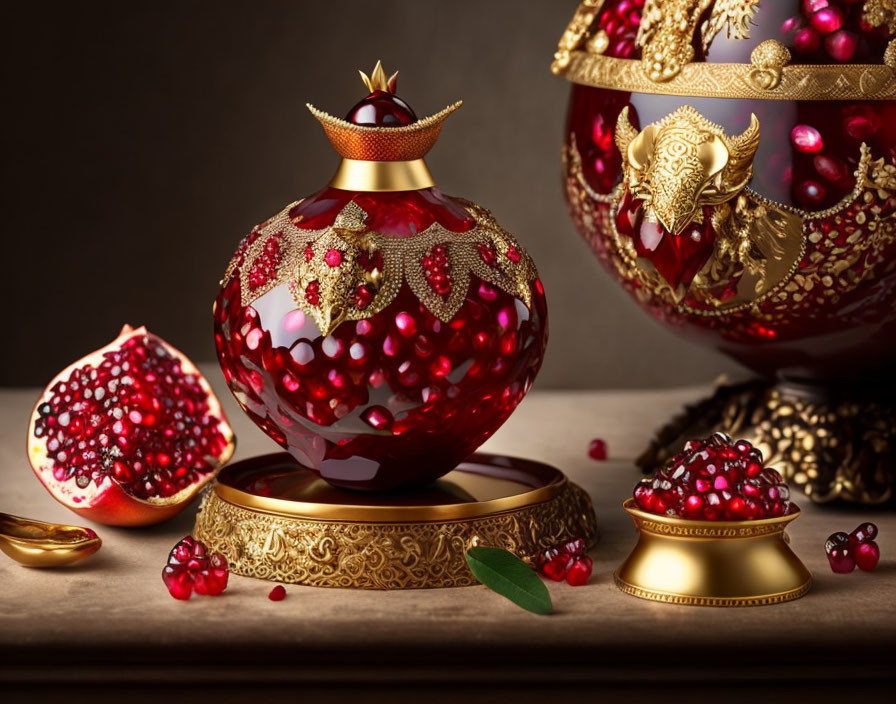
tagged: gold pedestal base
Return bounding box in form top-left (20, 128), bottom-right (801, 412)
top-left (615, 499), bottom-right (812, 607)
top-left (194, 452), bottom-right (598, 589)
top-left (638, 380), bottom-right (896, 504)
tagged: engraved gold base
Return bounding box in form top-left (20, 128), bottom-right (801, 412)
top-left (615, 499), bottom-right (812, 607)
top-left (194, 453), bottom-right (598, 589)
top-left (638, 380), bottom-right (896, 505)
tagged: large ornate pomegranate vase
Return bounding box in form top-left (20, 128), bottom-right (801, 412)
top-left (552, 1), bottom-right (896, 503)
top-left (214, 63), bottom-right (548, 491)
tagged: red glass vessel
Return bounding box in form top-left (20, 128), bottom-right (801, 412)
top-left (214, 63), bottom-right (547, 490)
top-left (556, 0), bottom-right (896, 385)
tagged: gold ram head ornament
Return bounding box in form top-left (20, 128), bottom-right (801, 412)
top-left (615, 106), bottom-right (760, 236)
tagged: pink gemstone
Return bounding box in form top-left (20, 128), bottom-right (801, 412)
top-left (362, 406), bottom-right (394, 431)
top-left (791, 125), bottom-right (823, 153)
top-left (478, 282), bottom-right (499, 302)
top-left (429, 356), bottom-right (451, 378)
top-left (245, 328), bottom-right (263, 351)
top-left (825, 30), bottom-right (857, 62)
top-left (282, 309), bottom-right (306, 332)
top-left (780, 16), bottom-right (799, 34)
top-left (382, 333), bottom-right (400, 357)
top-left (395, 312), bottom-right (417, 337)
top-left (796, 180), bottom-right (827, 207)
top-left (793, 27), bottom-right (820, 53)
top-left (810, 7), bottom-right (843, 34)
top-left (844, 115), bottom-right (877, 140)
top-left (813, 154), bottom-right (848, 182)
top-left (803, 0), bottom-right (829, 12)
top-left (324, 248), bottom-right (342, 267)
top-left (281, 374), bottom-right (299, 392)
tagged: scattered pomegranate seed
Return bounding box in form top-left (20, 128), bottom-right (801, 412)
top-left (162, 535), bottom-right (229, 600)
top-left (269, 585), bottom-right (287, 601)
top-left (829, 522), bottom-right (881, 573)
top-left (825, 532), bottom-right (856, 573)
top-left (588, 438), bottom-right (607, 461)
top-left (565, 555), bottom-right (593, 587)
top-left (633, 433), bottom-right (792, 520)
top-left (535, 537), bottom-right (592, 586)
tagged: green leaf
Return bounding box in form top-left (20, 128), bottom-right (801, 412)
top-left (465, 547), bottom-right (553, 615)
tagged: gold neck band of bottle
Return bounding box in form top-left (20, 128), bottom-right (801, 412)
top-left (328, 158), bottom-right (435, 192)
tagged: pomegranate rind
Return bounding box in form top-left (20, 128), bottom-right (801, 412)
top-left (26, 325), bottom-right (236, 527)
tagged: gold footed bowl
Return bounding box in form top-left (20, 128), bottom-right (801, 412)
top-left (615, 499), bottom-right (811, 607)
top-left (194, 452), bottom-right (598, 589)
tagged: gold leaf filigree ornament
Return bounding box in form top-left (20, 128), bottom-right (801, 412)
top-left (611, 106), bottom-right (804, 309)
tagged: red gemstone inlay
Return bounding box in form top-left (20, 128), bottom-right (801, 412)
top-left (354, 285), bottom-right (374, 309)
top-left (478, 243), bottom-right (498, 267)
top-left (247, 234), bottom-right (283, 291)
top-left (615, 192), bottom-right (716, 295)
top-left (305, 280), bottom-right (320, 306)
top-left (421, 245), bottom-right (452, 296)
top-left (324, 249), bottom-right (343, 267)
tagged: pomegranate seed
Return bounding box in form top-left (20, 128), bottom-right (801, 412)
top-left (825, 531), bottom-right (856, 573)
top-left (566, 555), bottom-right (593, 586)
top-left (855, 542), bottom-right (880, 572)
top-left (633, 434), bottom-right (792, 520)
top-left (850, 522), bottom-right (878, 545)
top-left (269, 585), bottom-right (287, 601)
top-left (538, 550), bottom-right (572, 581)
top-left (587, 438), bottom-right (607, 461)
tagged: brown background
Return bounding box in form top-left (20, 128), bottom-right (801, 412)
top-left (0, 0), bottom-right (741, 388)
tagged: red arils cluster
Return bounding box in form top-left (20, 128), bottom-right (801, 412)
top-left (596, 0), bottom-right (646, 59)
top-left (32, 332), bottom-right (231, 501)
top-left (633, 433), bottom-right (792, 520)
top-left (421, 245), bottom-right (452, 296)
top-left (162, 536), bottom-right (229, 600)
top-left (536, 538), bottom-right (593, 587)
top-left (825, 522), bottom-right (880, 574)
top-left (247, 234), bottom-right (283, 291)
top-left (781, 0), bottom-right (891, 64)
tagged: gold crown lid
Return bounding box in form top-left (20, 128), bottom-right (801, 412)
top-left (307, 60), bottom-right (462, 162)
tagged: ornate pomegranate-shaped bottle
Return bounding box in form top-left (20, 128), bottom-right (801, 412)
top-left (214, 62), bottom-right (548, 491)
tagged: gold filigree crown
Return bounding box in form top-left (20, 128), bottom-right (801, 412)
top-left (307, 61), bottom-right (462, 162)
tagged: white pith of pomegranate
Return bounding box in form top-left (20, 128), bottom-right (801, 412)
top-left (27, 325), bottom-right (235, 527)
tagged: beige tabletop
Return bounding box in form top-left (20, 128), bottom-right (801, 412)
top-left (1, 371), bottom-right (894, 697)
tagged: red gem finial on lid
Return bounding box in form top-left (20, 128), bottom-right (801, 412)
top-left (346, 60), bottom-right (417, 127)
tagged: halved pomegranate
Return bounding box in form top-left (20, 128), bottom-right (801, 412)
top-left (27, 325), bottom-right (235, 526)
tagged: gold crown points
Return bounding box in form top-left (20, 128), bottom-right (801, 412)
top-left (359, 60), bottom-right (399, 93)
top-left (307, 101), bottom-right (463, 161)
top-left (306, 101), bottom-right (462, 135)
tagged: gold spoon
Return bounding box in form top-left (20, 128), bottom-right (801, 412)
top-left (0, 512), bottom-right (102, 567)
